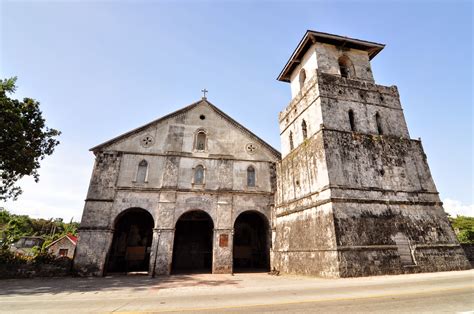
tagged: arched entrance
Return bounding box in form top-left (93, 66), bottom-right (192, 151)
top-left (233, 211), bottom-right (270, 272)
top-left (172, 210), bottom-right (214, 273)
top-left (106, 208), bottom-right (154, 273)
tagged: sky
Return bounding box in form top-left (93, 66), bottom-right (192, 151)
top-left (0, 0), bottom-right (472, 221)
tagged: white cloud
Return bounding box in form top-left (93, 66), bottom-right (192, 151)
top-left (443, 198), bottom-right (474, 217)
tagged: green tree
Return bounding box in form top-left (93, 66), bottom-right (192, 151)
top-left (0, 77), bottom-right (61, 200)
top-left (0, 208), bottom-right (79, 250)
top-left (449, 215), bottom-right (474, 244)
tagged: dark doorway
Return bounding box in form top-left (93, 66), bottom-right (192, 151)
top-left (106, 208), bottom-right (154, 274)
top-left (233, 211), bottom-right (270, 272)
top-left (172, 210), bottom-right (214, 273)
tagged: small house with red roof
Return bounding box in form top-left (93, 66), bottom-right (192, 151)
top-left (47, 234), bottom-right (77, 259)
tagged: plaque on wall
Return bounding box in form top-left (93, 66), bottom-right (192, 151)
top-left (219, 234), bottom-right (229, 247)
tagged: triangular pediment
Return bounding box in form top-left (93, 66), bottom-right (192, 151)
top-left (91, 99), bottom-right (281, 161)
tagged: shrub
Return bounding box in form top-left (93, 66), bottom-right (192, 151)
top-left (0, 247), bottom-right (27, 265)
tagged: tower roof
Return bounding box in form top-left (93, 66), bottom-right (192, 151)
top-left (277, 30), bottom-right (385, 82)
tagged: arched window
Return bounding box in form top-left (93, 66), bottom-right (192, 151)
top-left (299, 69), bottom-right (306, 90)
top-left (289, 131), bottom-right (294, 150)
top-left (301, 120), bottom-right (308, 140)
top-left (194, 165), bottom-right (204, 184)
top-left (247, 166), bottom-right (256, 187)
top-left (348, 110), bottom-right (356, 131)
top-left (338, 56), bottom-right (354, 79)
top-left (375, 112), bottom-right (383, 135)
top-left (136, 160), bottom-right (148, 183)
top-left (196, 131), bottom-right (206, 151)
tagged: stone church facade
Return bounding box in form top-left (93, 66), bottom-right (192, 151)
top-left (73, 100), bottom-right (280, 276)
top-left (74, 30), bottom-right (470, 277)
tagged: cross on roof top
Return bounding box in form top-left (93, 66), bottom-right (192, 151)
top-left (201, 88), bottom-right (208, 99)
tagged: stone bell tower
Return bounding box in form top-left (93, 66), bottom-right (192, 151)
top-left (272, 30), bottom-right (470, 277)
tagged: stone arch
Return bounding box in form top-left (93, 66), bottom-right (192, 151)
top-left (173, 204), bottom-right (216, 227)
top-left (111, 203), bottom-right (156, 228)
top-left (172, 210), bottom-right (215, 273)
top-left (232, 207), bottom-right (269, 227)
top-left (106, 207), bottom-right (154, 274)
top-left (338, 55), bottom-right (355, 79)
top-left (233, 210), bottom-right (270, 272)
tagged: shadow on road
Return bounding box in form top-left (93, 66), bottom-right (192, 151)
top-left (0, 274), bottom-right (241, 296)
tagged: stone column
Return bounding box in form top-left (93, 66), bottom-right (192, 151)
top-left (212, 228), bottom-right (233, 274)
top-left (270, 227), bottom-right (277, 271)
top-left (152, 228), bottom-right (175, 275)
top-left (148, 228), bottom-right (160, 277)
top-left (73, 228), bottom-right (114, 276)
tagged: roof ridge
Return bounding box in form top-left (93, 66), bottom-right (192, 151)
top-left (203, 100), bottom-right (281, 158)
top-left (90, 99), bottom-right (203, 151)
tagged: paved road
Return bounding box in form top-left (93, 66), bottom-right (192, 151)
top-left (1, 270), bottom-right (473, 313)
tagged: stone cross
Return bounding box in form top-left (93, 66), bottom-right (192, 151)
top-left (201, 88), bottom-right (208, 99)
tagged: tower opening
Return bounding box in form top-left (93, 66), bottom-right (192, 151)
top-left (233, 211), bottom-right (270, 272)
top-left (289, 131), bottom-right (294, 150)
top-left (375, 112), bottom-right (383, 135)
top-left (172, 210), bottom-right (214, 274)
top-left (338, 56), bottom-right (354, 79)
top-left (302, 120), bottom-right (308, 139)
top-left (107, 208), bottom-right (154, 274)
top-left (348, 110), bottom-right (356, 131)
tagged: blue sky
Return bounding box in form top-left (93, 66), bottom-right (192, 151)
top-left (1, 0), bottom-right (472, 220)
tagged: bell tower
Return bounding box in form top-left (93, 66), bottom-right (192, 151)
top-left (272, 30), bottom-right (470, 277)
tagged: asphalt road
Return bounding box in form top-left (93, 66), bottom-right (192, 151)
top-left (1, 270), bottom-right (473, 313)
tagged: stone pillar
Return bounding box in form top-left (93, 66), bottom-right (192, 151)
top-left (73, 228), bottom-right (114, 276)
top-left (148, 228), bottom-right (160, 277)
top-left (270, 227), bottom-right (276, 271)
top-left (212, 228), bottom-right (233, 274)
top-left (152, 228), bottom-right (175, 275)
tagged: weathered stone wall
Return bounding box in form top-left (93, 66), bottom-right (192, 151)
top-left (279, 70), bottom-right (410, 158)
top-left (279, 73), bottom-right (323, 158)
top-left (0, 259), bottom-right (72, 279)
top-left (315, 43), bottom-right (375, 83)
top-left (323, 131), bottom-right (435, 193)
top-left (74, 229), bottom-right (113, 276)
top-left (289, 46), bottom-right (317, 97)
top-left (74, 151), bottom-right (122, 276)
top-left (318, 72), bottom-right (409, 138)
top-left (273, 203), bottom-right (339, 277)
top-left (276, 131), bottom-right (329, 205)
top-left (332, 202), bottom-right (470, 277)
